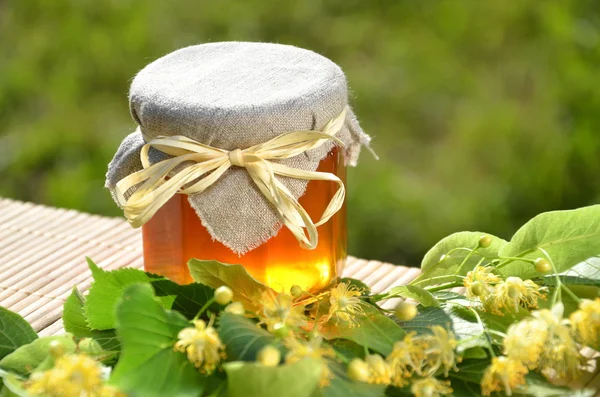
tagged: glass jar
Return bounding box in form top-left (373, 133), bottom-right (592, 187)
top-left (141, 147), bottom-right (347, 292)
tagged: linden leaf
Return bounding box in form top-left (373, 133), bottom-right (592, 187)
top-left (218, 313), bottom-right (280, 361)
top-left (63, 287), bottom-right (120, 352)
top-left (188, 259), bottom-right (272, 311)
top-left (321, 306), bottom-right (404, 356)
top-left (0, 335), bottom-right (76, 376)
top-left (110, 284), bottom-right (204, 397)
top-left (385, 285), bottom-right (440, 307)
top-left (150, 278), bottom-right (218, 319)
top-left (84, 258), bottom-right (154, 330)
top-left (224, 358), bottom-right (322, 397)
top-left (498, 205), bottom-right (600, 279)
top-left (411, 232), bottom-right (506, 288)
top-left (0, 307), bottom-right (37, 361)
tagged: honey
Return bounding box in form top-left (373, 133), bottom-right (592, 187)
top-left (142, 147), bottom-right (347, 292)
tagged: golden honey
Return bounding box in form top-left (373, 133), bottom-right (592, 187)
top-left (142, 147), bottom-right (347, 292)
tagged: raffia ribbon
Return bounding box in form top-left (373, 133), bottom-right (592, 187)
top-left (115, 107), bottom-right (347, 250)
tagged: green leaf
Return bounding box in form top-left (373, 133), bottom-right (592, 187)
top-left (224, 358), bottom-right (322, 397)
top-left (0, 374), bottom-right (30, 397)
top-left (385, 285), bottom-right (440, 307)
top-left (519, 373), bottom-right (595, 397)
top-left (313, 362), bottom-right (386, 397)
top-left (218, 313), bottom-right (279, 361)
top-left (498, 205), bottom-right (600, 279)
top-left (110, 284), bottom-right (204, 397)
top-left (330, 340), bottom-right (365, 361)
top-left (0, 307), bottom-right (37, 360)
top-left (411, 232), bottom-right (506, 288)
top-left (543, 257), bottom-right (600, 287)
top-left (0, 335), bottom-right (76, 376)
top-left (151, 278), bottom-right (218, 320)
top-left (188, 259), bottom-right (271, 311)
top-left (63, 287), bottom-right (120, 352)
top-left (322, 306), bottom-right (404, 355)
top-left (84, 258), bottom-right (154, 330)
top-left (461, 346), bottom-right (488, 359)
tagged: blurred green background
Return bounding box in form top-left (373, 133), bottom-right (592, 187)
top-left (1, 0), bottom-right (600, 266)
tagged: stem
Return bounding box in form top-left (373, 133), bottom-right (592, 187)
top-left (193, 297), bottom-right (216, 321)
top-left (425, 281), bottom-right (462, 293)
top-left (496, 256), bottom-right (536, 263)
top-left (466, 306), bottom-right (496, 358)
top-left (538, 248), bottom-right (562, 307)
top-left (455, 246), bottom-right (479, 277)
top-left (561, 284), bottom-right (581, 303)
top-left (495, 249), bottom-right (537, 269)
top-left (412, 275), bottom-right (460, 286)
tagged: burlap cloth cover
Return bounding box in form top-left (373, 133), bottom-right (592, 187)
top-left (106, 42), bottom-right (371, 254)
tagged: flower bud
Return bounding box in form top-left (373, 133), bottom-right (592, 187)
top-left (272, 322), bottom-right (291, 338)
top-left (290, 285), bottom-right (303, 298)
top-left (470, 281), bottom-right (485, 296)
top-left (478, 235), bottom-right (492, 249)
top-left (224, 301), bottom-right (245, 315)
top-left (214, 286), bottom-right (234, 305)
top-left (78, 338), bottom-right (103, 355)
top-left (257, 345), bottom-right (281, 367)
top-left (48, 340), bottom-right (65, 359)
top-left (394, 302), bottom-right (418, 321)
top-left (347, 358), bottom-right (370, 382)
top-left (534, 258), bottom-right (551, 273)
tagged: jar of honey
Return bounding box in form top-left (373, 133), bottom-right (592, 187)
top-left (106, 42), bottom-right (370, 293)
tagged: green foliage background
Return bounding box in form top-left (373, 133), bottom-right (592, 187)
top-left (1, 0), bottom-right (600, 266)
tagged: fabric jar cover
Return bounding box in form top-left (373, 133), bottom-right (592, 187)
top-left (106, 42), bottom-right (371, 254)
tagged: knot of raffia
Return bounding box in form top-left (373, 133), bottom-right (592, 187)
top-left (115, 107), bottom-right (348, 250)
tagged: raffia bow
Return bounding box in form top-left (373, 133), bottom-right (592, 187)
top-left (115, 107), bottom-right (347, 250)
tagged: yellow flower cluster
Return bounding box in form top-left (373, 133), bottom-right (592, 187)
top-left (285, 335), bottom-right (336, 387)
top-left (463, 267), bottom-right (546, 315)
top-left (411, 377), bottom-right (453, 397)
top-left (348, 326), bottom-right (457, 396)
top-left (570, 298), bottom-right (600, 347)
top-left (481, 356), bottom-right (528, 396)
top-left (326, 282), bottom-right (365, 326)
top-left (26, 354), bottom-right (125, 397)
top-left (482, 303), bottom-right (588, 395)
top-left (258, 291), bottom-right (307, 333)
top-left (174, 319), bottom-right (226, 373)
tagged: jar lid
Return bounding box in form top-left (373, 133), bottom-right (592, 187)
top-left (106, 42), bottom-right (370, 254)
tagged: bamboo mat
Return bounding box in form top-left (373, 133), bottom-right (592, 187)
top-left (0, 197), bottom-right (416, 336)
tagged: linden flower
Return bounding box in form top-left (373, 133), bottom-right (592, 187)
top-left (285, 335), bottom-right (336, 387)
top-left (365, 354), bottom-right (393, 385)
top-left (174, 320), bottom-right (225, 373)
top-left (327, 282), bottom-right (365, 325)
top-left (386, 333), bottom-right (421, 387)
top-left (386, 326), bottom-right (458, 383)
top-left (481, 356), bottom-right (528, 396)
top-left (533, 305), bottom-right (585, 380)
top-left (463, 266), bottom-right (501, 298)
top-left (503, 317), bottom-right (547, 369)
top-left (411, 377), bottom-right (453, 397)
top-left (569, 298), bottom-right (600, 347)
top-left (258, 291), bottom-right (307, 332)
top-left (26, 354), bottom-right (103, 397)
top-left (426, 325), bottom-right (459, 377)
top-left (486, 277), bottom-right (545, 314)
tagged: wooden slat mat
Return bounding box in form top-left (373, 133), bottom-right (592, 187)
top-left (0, 198), bottom-right (415, 336)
